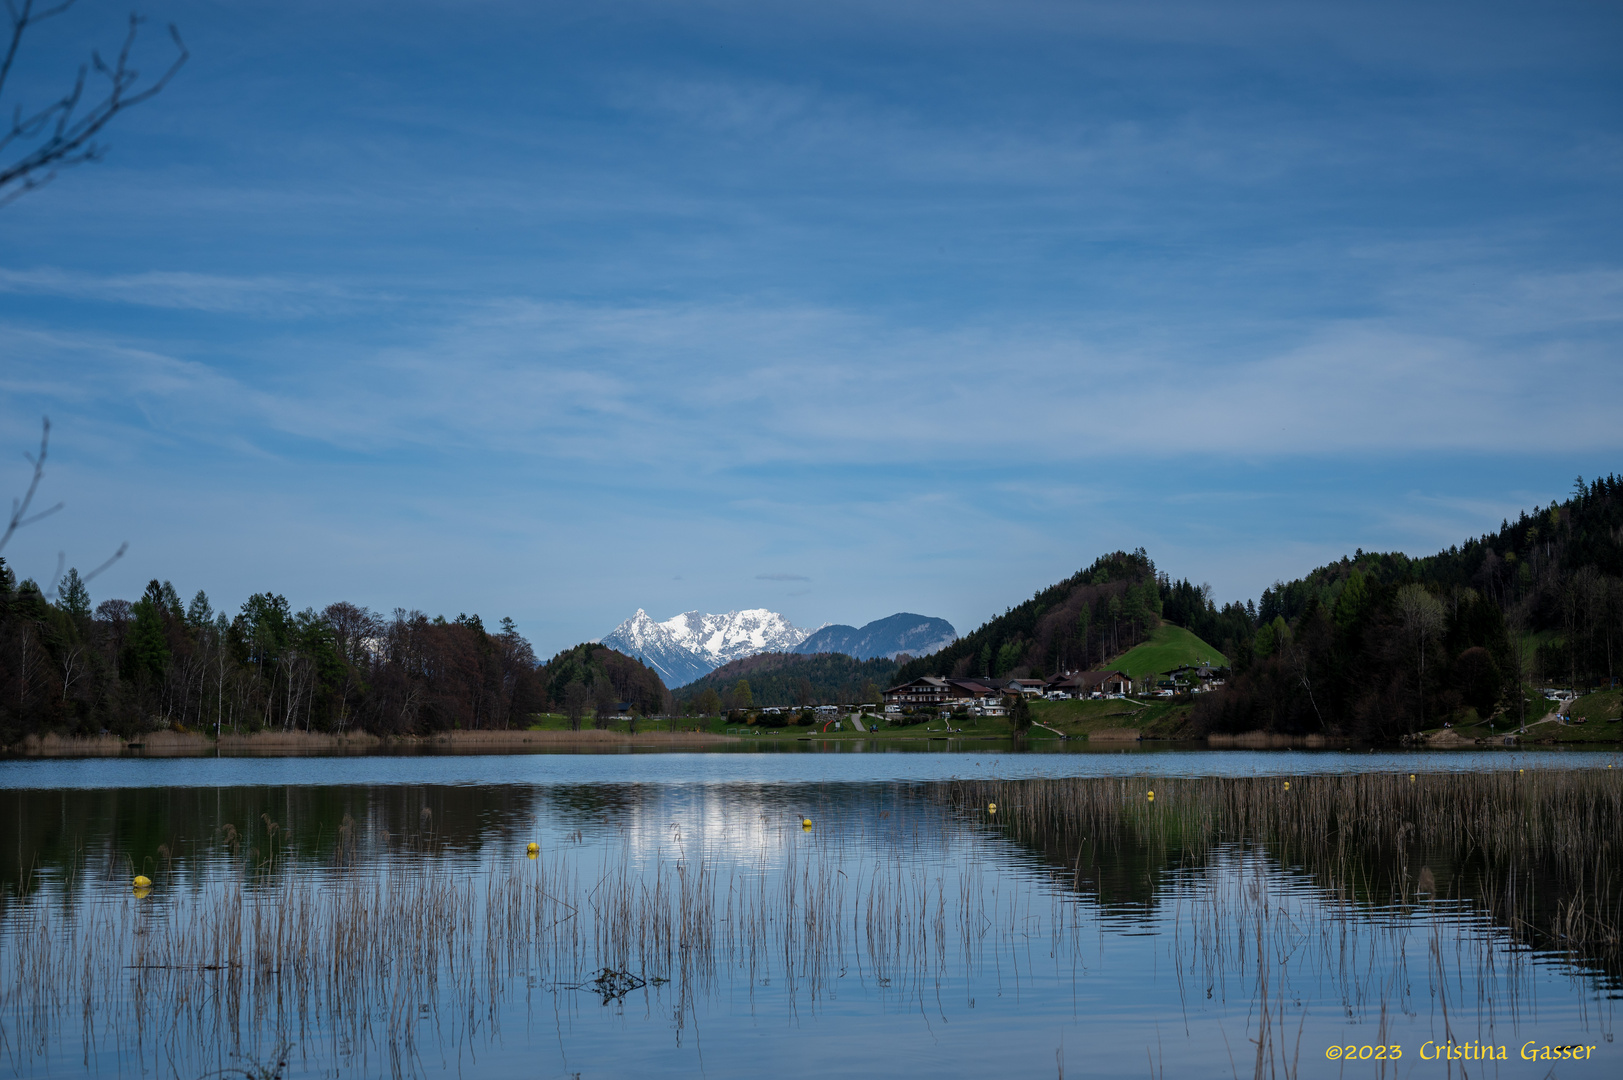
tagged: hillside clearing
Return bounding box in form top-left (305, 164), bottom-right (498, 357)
top-left (1107, 623), bottom-right (1227, 679)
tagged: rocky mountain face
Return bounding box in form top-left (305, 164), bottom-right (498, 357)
top-left (602, 607), bottom-right (959, 687)
top-left (600, 608), bottom-right (816, 688)
top-left (792, 613), bottom-right (957, 660)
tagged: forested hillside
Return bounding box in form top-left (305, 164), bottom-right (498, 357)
top-left (0, 569), bottom-right (565, 743)
top-left (1194, 474), bottom-right (1623, 740)
top-left (673, 652), bottom-right (899, 712)
top-left (896, 550), bottom-right (1169, 683)
top-left (537, 641), bottom-right (672, 723)
top-left (892, 476), bottom-right (1621, 741)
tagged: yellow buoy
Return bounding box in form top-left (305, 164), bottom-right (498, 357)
top-left (987, 802), bottom-right (997, 813)
top-left (1147, 791), bottom-right (1155, 802)
top-left (1409, 774), bottom-right (1415, 782)
top-left (526, 842), bottom-right (539, 858)
top-left (1283, 781), bottom-right (1290, 790)
top-left (801, 818), bottom-right (812, 829)
top-left (132, 875), bottom-right (151, 889)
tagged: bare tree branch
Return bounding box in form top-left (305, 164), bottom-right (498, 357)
top-left (81, 538), bottom-right (127, 583)
top-left (0, 415), bottom-right (63, 554)
top-left (0, 0), bottom-right (187, 205)
top-left (2, 415), bottom-right (129, 588)
top-left (0, 2), bottom-right (78, 103)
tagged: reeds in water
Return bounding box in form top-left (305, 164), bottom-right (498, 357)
top-left (941, 769), bottom-right (1623, 970)
top-left (1, 768), bottom-right (1616, 1078)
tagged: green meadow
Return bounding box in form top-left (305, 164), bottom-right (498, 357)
top-left (1106, 623), bottom-right (1227, 679)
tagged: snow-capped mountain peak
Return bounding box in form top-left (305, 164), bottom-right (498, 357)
top-left (600, 608), bottom-right (819, 688)
top-left (607, 609), bottom-right (665, 651)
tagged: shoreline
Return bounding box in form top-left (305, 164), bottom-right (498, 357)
top-left (2, 728), bottom-right (741, 758)
top-left (4, 725), bottom-right (1613, 760)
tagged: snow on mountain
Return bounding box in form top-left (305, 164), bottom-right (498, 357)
top-left (600, 608), bottom-right (819, 688)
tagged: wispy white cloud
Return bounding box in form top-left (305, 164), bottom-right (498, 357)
top-left (0, 267), bottom-right (391, 317)
top-left (8, 253), bottom-right (1620, 475)
top-left (347, 271), bottom-right (1623, 464)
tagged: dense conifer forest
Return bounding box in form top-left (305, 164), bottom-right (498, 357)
top-left (1191, 475), bottom-right (1623, 740)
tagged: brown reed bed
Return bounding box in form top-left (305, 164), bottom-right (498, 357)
top-left (941, 769), bottom-right (1623, 973)
top-left (941, 769), bottom-right (1618, 1080)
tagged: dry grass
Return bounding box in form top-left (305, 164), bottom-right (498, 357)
top-left (412, 729), bottom-right (738, 749)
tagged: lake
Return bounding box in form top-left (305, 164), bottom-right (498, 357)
top-left (2, 746), bottom-right (1619, 1078)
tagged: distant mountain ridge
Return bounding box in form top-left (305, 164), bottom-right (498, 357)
top-left (600, 608), bottom-right (958, 688)
top-left (600, 608), bottom-right (817, 688)
top-left (792, 612), bottom-right (957, 660)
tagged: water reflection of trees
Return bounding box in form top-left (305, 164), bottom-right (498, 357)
top-left (1, 773), bottom-right (1617, 1078)
top-left (0, 783), bottom-right (545, 909)
top-left (942, 771), bottom-right (1623, 981)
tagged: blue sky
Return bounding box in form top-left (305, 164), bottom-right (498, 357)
top-left (2, 0), bottom-right (1619, 658)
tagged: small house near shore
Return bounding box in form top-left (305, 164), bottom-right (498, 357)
top-left (1043, 670), bottom-right (1131, 698)
top-left (881, 677), bottom-right (953, 709)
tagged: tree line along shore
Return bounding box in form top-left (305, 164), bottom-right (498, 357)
top-left (2, 475), bottom-right (1620, 752)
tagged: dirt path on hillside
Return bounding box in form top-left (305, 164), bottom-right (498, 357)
top-left (1516, 698), bottom-right (1570, 731)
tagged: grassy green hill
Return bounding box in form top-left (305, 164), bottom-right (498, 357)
top-left (1108, 623), bottom-right (1227, 679)
top-left (1570, 688), bottom-right (1622, 725)
top-left (1029, 697), bottom-right (1197, 739)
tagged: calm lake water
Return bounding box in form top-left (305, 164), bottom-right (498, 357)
top-left (2, 746), bottom-right (1619, 1079)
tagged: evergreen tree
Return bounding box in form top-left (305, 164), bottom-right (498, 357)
top-left (124, 593), bottom-right (171, 686)
top-left (58, 567), bottom-right (90, 619)
top-left (1333, 570), bottom-right (1369, 633)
